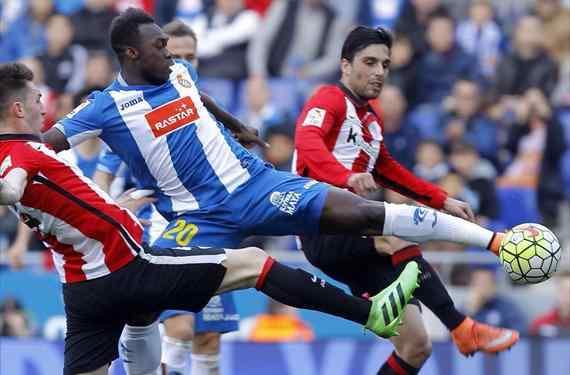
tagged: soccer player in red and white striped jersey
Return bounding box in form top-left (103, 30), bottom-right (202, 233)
top-left (294, 26), bottom-right (518, 374)
top-left (0, 62), bottom-right (422, 375)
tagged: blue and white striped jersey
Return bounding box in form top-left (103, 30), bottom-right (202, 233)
top-left (56, 60), bottom-right (266, 220)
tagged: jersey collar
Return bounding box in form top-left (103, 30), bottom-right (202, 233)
top-left (0, 133), bottom-right (41, 142)
top-left (336, 82), bottom-right (371, 109)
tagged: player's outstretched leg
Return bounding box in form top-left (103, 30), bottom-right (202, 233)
top-left (319, 188), bottom-right (504, 253)
top-left (218, 247), bottom-right (420, 338)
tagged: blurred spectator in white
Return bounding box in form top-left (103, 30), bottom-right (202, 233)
top-left (225, 298), bottom-right (314, 342)
top-left (543, 10), bottom-right (570, 106)
top-left (37, 14), bottom-right (87, 94)
top-left (463, 267), bottom-right (527, 332)
top-left (530, 272), bottom-right (570, 337)
top-left (387, 34), bottom-right (418, 107)
top-left (189, 0), bottom-right (260, 79)
top-left (116, 0), bottom-right (156, 14)
top-left (376, 85), bottom-right (419, 169)
top-left (84, 52), bottom-right (115, 88)
top-left (0, 0), bottom-right (53, 62)
top-left (393, 0), bottom-right (449, 55)
top-left (357, 0), bottom-right (405, 29)
top-left (449, 142), bottom-right (498, 223)
top-left (70, 0), bottom-right (119, 52)
top-left (0, 0), bottom-right (25, 33)
top-left (248, 0), bottom-right (348, 81)
top-left (415, 14), bottom-right (479, 105)
top-left (0, 297), bottom-right (32, 337)
top-left (413, 140), bottom-right (449, 183)
top-left (456, 0), bottom-right (503, 80)
top-left (175, 0), bottom-right (207, 24)
top-left (492, 16), bottom-right (558, 106)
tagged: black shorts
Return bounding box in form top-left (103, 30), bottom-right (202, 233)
top-left (62, 245), bottom-right (227, 375)
top-left (300, 234), bottom-right (420, 305)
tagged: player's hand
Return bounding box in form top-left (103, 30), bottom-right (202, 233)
top-left (116, 188), bottom-right (156, 215)
top-left (443, 197), bottom-right (475, 222)
top-left (347, 173), bottom-right (378, 197)
top-left (234, 126), bottom-right (269, 149)
top-left (7, 243), bottom-right (26, 269)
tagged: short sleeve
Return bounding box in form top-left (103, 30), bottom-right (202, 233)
top-left (54, 91), bottom-right (104, 147)
top-left (2, 143), bottom-right (44, 180)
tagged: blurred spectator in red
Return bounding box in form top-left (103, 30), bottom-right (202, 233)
top-left (190, 0), bottom-right (260, 80)
top-left (530, 272), bottom-right (570, 337)
top-left (463, 267), bottom-right (527, 332)
top-left (492, 16), bottom-right (558, 105)
top-left (415, 14), bottom-right (479, 105)
top-left (456, 0), bottom-right (503, 80)
top-left (0, 297), bottom-right (32, 337)
top-left (245, 0), bottom-right (272, 15)
top-left (248, 0), bottom-right (348, 81)
top-left (37, 14), bottom-right (87, 94)
top-left (0, 0), bottom-right (53, 62)
top-left (378, 85), bottom-right (420, 169)
top-left (70, 0), bottom-right (119, 52)
top-left (116, 0), bottom-right (156, 14)
top-left (449, 142), bottom-right (499, 223)
top-left (394, 0), bottom-right (449, 55)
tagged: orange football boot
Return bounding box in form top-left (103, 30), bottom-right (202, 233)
top-left (451, 317), bottom-right (519, 356)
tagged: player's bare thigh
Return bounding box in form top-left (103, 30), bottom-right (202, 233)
top-left (374, 236), bottom-right (416, 255)
top-left (215, 247), bottom-right (268, 294)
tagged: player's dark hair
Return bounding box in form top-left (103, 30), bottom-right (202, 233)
top-left (341, 26), bottom-right (393, 62)
top-left (163, 19), bottom-right (197, 42)
top-left (109, 7), bottom-right (155, 60)
top-left (0, 63), bottom-right (34, 118)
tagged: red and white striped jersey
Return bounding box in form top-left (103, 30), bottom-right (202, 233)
top-left (294, 84), bottom-right (447, 209)
top-left (0, 134), bottom-right (143, 283)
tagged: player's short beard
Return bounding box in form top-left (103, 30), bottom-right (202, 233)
top-left (142, 68), bottom-right (169, 86)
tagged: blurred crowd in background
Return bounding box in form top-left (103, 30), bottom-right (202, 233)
top-left (1, 0), bottom-right (570, 341)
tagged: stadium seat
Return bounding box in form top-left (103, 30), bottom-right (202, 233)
top-left (496, 187), bottom-right (541, 228)
top-left (198, 78), bottom-right (237, 112)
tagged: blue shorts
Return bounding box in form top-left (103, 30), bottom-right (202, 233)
top-left (154, 169), bottom-right (329, 331)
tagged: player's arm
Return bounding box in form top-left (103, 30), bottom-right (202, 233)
top-left (373, 144), bottom-right (474, 220)
top-left (295, 90), bottom-right (358, 188)
top-left (200, 91), bottom-right (267, 148)
top-left (43, 92), bottom-right (103, 152)
top-left (7, 223), bottom-right (32, 269)
top-left (0, 168), bottom-right (28, 204)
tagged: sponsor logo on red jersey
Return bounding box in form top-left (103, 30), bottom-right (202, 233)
top-left (145, 97), bottom-right (199, 137)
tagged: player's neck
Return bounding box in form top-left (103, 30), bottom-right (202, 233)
top-left (0, 120), bottom-right (33, 136)
top-left (338, 80), bottom-right (367, 107)
top-left (119, 68), bottom-right (152, 86)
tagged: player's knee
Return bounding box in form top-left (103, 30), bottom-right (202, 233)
top-left (164, 315), bottom-right (195, 341)
top-left (398, 332), bottom-right (432, 364)
top-left (192, 332), bottom-right (221, 354)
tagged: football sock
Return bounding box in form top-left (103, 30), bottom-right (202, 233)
top-left (256, 258), bottom-right (371, 325)
top-left (119, 320), bottom-right (162, 375)
top-left (162, 336), bottom-right (192, 374)
top-left (378, 351), bottom-right (420, 375)
top-left (191, 353), bottom-right (220, 375)
top-left (391, 246), bottom-right (466, 331)
top-left (382, 203), bottom-right (494, 249)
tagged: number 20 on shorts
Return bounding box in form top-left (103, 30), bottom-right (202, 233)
top-left (162, 219), bottom-right (199, 246)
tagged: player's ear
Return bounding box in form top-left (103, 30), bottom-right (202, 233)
top-left (11, 101), bottom-right (26, 119)
top-left (340, 58), bottom-right (352, 77)
top-left (125, 46), bottom-right (140, 60)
